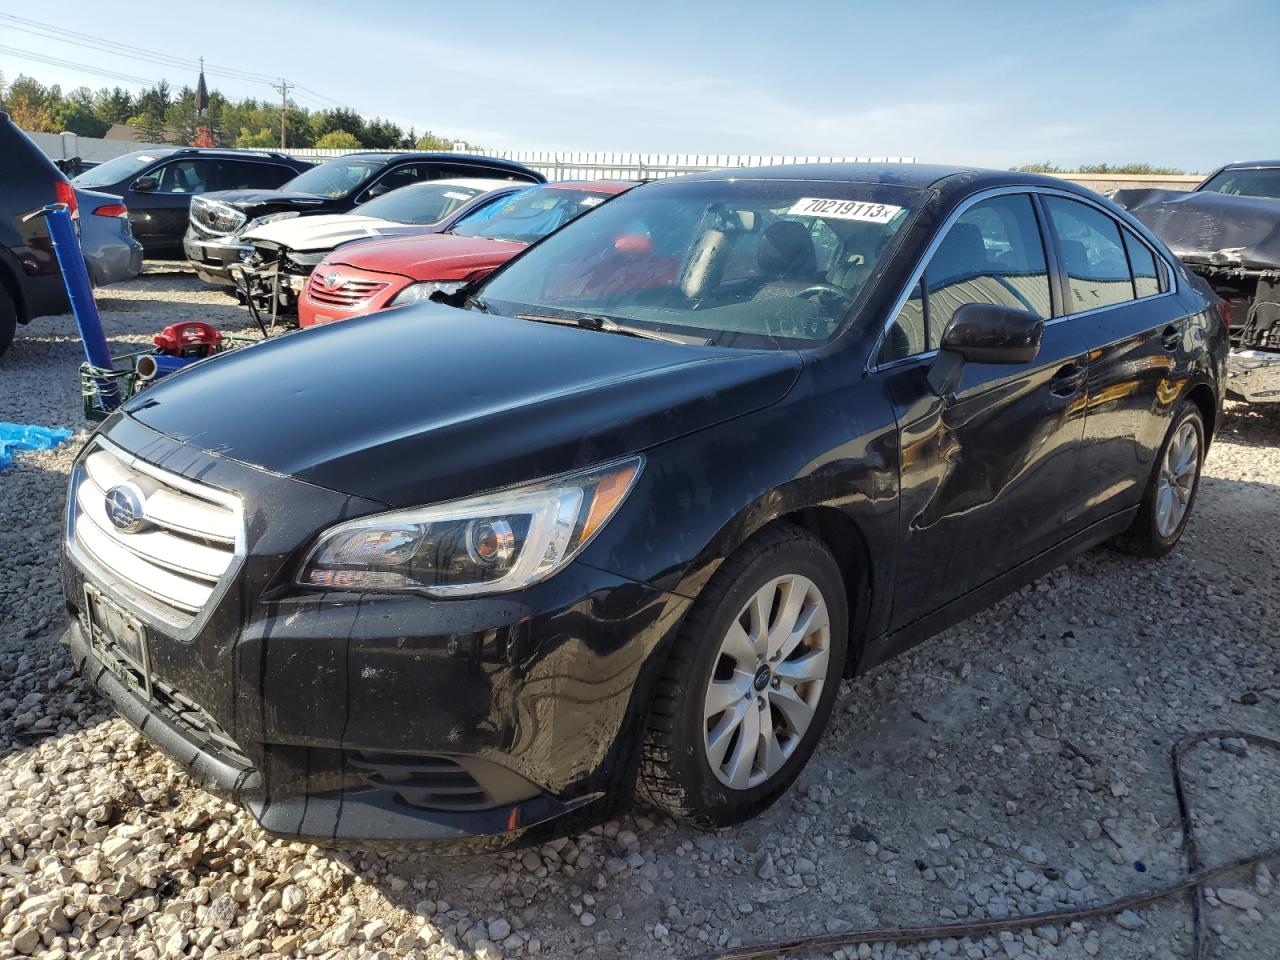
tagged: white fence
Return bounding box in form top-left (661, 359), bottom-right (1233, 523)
top-left (285, 148), bottom-right (916, 181)
top-left (28, 132), bottom-right (1203, 194)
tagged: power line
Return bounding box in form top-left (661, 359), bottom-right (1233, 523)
top-left (0, 13), bottom-right (358, 110)
top-left (0, 14), bottom-right (281, 86)
top-left (0, 45), bottom-right (159, 86)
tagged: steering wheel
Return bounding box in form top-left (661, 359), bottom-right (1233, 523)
top-left (796, 283), bottom-right (854, 312)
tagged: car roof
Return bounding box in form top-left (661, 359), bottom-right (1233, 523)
top-left (676, 162), bottom-right (1084, 196)
top-left (543, 180), bottom-right (637, 194)
top-left (422, 177), bottom-right (522, 191)
top-left (1219, 160), bottom-right (1280, 170)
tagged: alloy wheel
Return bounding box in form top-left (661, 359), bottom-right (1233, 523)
top-left (1155, 420), bottom-right (1199, 538)
top-left (702, 574), bottom-right (831, 789)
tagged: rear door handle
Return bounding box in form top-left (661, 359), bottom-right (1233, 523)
top-left (1161, 324), bottom-right (1181, 351)
top-left (1050, 361), bottom-right (1086, 397)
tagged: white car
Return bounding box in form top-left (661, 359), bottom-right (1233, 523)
top-left (242, 178), bottom-right (515, 254)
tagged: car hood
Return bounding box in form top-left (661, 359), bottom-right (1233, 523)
top-left (121, 304), bottom-right (802, 506)
top-left (1112, 188), bottom-right (1280, 272)
top-left (327, 234), bottom-right (525, 281)
top-left (243, 214), bottom-right (426, 251)
top-left (200, 188), bottom-right (330, 211)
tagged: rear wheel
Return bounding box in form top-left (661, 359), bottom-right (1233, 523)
top-left (638, 523), bottom-right (848, 827)
top-left (0, 285), bottom-right (17, 359)
top-left (1114, 398), bottom-right (1205, 557)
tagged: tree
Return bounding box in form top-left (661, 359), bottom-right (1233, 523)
top-left (316, 130), bottom-right (362, 150)
top-left (363, 116), bottom-right (403, 150)
top-left (414, 131), bottom-right (453, 151)
top-left (190, 125), bottom-right (217, 147)
top-left (236, 126), bottom-right (278, 148)
top-left (93, 87), bottom-right (135, 125)
top-left (56, 100), bottom-right (109, 137)
top-left (310, 108), bottom-right (364, 142)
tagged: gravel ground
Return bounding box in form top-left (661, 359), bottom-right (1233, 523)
top-left (0, 270), bottom-right (1277, 960)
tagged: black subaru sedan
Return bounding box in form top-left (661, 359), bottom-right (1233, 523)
top-left (62, 164), bottom-right (1227, 847)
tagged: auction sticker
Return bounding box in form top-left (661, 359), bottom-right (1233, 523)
top-left (788, 198), bottom-right (903, 223)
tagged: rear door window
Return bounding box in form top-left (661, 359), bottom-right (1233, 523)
top-left (1121, 228), bottom-right (1162, 298)
top-left (218, 160), bottom-right (295, 190)
top-left (1043, 197), bottom-right (1135, 312)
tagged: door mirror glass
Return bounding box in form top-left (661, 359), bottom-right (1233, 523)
top-left (365, 183), bottom-right (392, 200)
top-left (132, 175), bottom-right (159, 193)
top-left (940, 302), bottom-right (1044, 365)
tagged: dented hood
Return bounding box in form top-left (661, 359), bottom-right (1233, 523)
top-left (121, 304), bottom-right (802, 507)
top-left (1113, 188), bottom-right (1280, 272)
top-left (325, 233), bottom-right (524, 281)
top-left (243, 213), bottom-right (426, 252)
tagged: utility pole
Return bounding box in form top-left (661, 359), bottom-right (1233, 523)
top-left (272, 79), bottom-right (290, 149)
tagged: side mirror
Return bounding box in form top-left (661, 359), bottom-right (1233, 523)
top-left (131, 175), bottom-right (159, 193)
top-left (364, 184), bottom-right (391, 200)
top-left (927, 303), bottom-right (1044, 395)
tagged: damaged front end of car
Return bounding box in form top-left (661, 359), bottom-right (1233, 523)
top-left (1114, 187), bottom-right (1280, 403)
top-left (230, 240), bottom-right (323, 331)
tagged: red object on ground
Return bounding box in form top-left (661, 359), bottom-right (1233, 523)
top-left (298, 181), bottom-right (636, 328)
top-left (154, 321), bottom-right (223, 357)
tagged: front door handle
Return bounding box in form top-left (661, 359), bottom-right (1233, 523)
top-left (1050, 361), bottom-right (1086, 397)
top-left (1161, 324), bottom-right (1181, 351)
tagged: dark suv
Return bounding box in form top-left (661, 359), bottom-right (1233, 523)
top-left (71, 148), bottom-right (312, 258)
top-left (183, 151), bottom-right (545, 284)
top-left (0, 112), bottom-right (144, 356)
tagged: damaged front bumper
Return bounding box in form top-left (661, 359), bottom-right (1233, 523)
top-left (1226, 347), bottom-right (1280, 403)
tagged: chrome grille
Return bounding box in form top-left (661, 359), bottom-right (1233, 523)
top-left (68, 444), bottom-right (242, 625)
top-left (306, 274), bottom-right (388, 307)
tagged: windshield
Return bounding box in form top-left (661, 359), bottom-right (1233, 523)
top-left (1198, 167), bottom-right (1280, 200)
top-left (357, 182), bottom-right (486, 224)
top-left (451, 186), bottom-right (623, 244)
top-left (478, 179), bottom-right (917, 349)
top-left (71, 151), bottom-right (165, 189)
top-left (282, 158), bottom-right (383, 198)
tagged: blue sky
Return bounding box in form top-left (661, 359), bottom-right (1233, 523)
top-left (4, 0), bottom-right (1278, 170)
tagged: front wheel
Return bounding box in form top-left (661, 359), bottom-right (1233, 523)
top-left (638, 523), bottom-right (848, 828)
top-left (1114, 398), bottom-right (1205, 557)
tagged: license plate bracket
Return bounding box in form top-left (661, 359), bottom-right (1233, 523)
top-left (83, 584), bottom-right (152, 700)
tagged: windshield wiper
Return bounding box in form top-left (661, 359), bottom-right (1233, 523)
top-left (516, 313), bottom-right (710, 346)
top-left (462, 293), bottom-right (491, 313)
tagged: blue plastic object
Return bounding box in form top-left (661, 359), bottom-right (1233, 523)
top-left (41, 203), bottom-right (121, 410)
top-left (0, 423), bottom-right (73, 470)
top-left (137, 352), bottom-right (199, 381)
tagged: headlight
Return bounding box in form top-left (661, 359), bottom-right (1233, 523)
top-left (389, 280), bottom-right (465, 307)
top-left (297, 457), bottom-right (642, 596)
top-left (194, 198), bottom-right (247, 234)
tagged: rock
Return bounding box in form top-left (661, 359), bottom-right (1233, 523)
top-left (488, 918), bottom-right (512, 941)
top-left (1082, 819), bottom-right (1102, 841)
top-left (1220, 737), bottom-right (1248, 757)
top-left (1115, 910), bottom-right (1144, 931)
top-left (580, 911), bottom-right (596, 927)
top-left (1255, 863), bottom-right (1274, 897)
top-left (281, 884), bottom-right (306, 914)
top-left (756, 853), bottom-right (776, 880)
top-left (1217, 887), bottom-right (1260, 910)
top-left (207, 894), bottom-right (237, 931)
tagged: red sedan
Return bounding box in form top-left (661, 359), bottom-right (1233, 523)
top-left (298, 180), bottom-right (636, 328)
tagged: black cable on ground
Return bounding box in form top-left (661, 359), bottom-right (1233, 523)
top-left (698, 730), bottom-right (1280, 960)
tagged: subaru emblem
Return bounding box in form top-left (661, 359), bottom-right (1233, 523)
top-left (104, 484), bottom-right (146, 533)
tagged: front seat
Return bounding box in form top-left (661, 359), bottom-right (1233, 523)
top-left (753, 221), bottom-right (819, 300)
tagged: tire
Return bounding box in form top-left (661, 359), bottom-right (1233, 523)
top-left (638, 522), bottom-right (849, 828)
top-left (0, 285), bottom-right (17, 359)
top-left (1113, 398), bottom-right (1205, 558)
